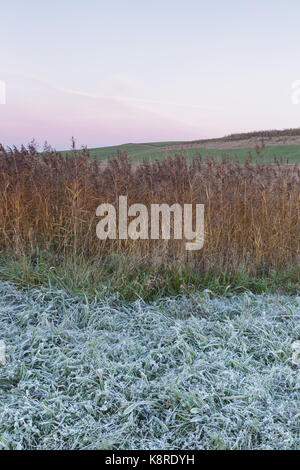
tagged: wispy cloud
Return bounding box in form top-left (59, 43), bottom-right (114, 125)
top-left (3, 70), bottom-right (100, 99)
top-left (5, 70), bottom-right (208, 109)
top-left (1, 70), bottom-right (204, 130)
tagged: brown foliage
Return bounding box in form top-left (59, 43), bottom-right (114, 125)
top-left (0, 142), bottom-right (299, 274)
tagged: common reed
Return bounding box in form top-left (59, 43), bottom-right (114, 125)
top-left (0, 142), bottom-right (299, 276)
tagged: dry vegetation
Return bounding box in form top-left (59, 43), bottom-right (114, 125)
top-left (1, 141), bottom-right (299, 449)
top-left (188, 127), bottom-right (300, 145)
top-left (0, 141), bottom-right (299, 279)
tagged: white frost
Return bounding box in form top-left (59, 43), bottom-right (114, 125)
top-left (0, 340), bottom-right (6, 365)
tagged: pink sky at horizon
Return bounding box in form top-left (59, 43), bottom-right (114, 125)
top-left (1, 1), bottom-right (300, 150)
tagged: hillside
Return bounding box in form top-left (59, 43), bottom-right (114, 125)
top-left (69, 128), bottom-right (300, 164)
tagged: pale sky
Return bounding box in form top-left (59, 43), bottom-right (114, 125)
top-left (0, 0), bottom-right (300, 149)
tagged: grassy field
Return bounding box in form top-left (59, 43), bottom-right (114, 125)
top-left (0, 136), bottom-right (299, 451)
top-left (64, 143), bottom-right (300, 164)
top-left (0, 142), bottom-right (299, 292)
top-left (0, 254), bottom-right (299, 302)
top-left (0, 281), bottom-right (299, 450)
top-left (121, 144), bottom-right (300, 164)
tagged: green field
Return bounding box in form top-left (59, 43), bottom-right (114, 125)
top-left (65, 143), bottom-right (300, 164)
top-left (123, 144), bottom-right (300, 164)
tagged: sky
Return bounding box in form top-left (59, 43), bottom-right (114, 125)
top-left (0, 0), bottom-right (300, 149)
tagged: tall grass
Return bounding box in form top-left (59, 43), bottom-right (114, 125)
top-left (0, 142), bottom-right (299, 278)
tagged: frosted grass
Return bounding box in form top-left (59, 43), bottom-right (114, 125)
top-left (0, 281), bottom-right (299, 450)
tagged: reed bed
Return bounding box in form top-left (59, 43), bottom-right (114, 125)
top-left (0, 142), bottom-right (299, 276)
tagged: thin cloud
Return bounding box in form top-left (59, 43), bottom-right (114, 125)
top-left (1, 70), bottom-right (205, 130)
top-left (3, 69), bottom-right (209, 110)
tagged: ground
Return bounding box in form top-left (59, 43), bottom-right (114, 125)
top-left (0, 281), bottom-right (299, 450)
top-left (61, 135), bottom-right (300, 164)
